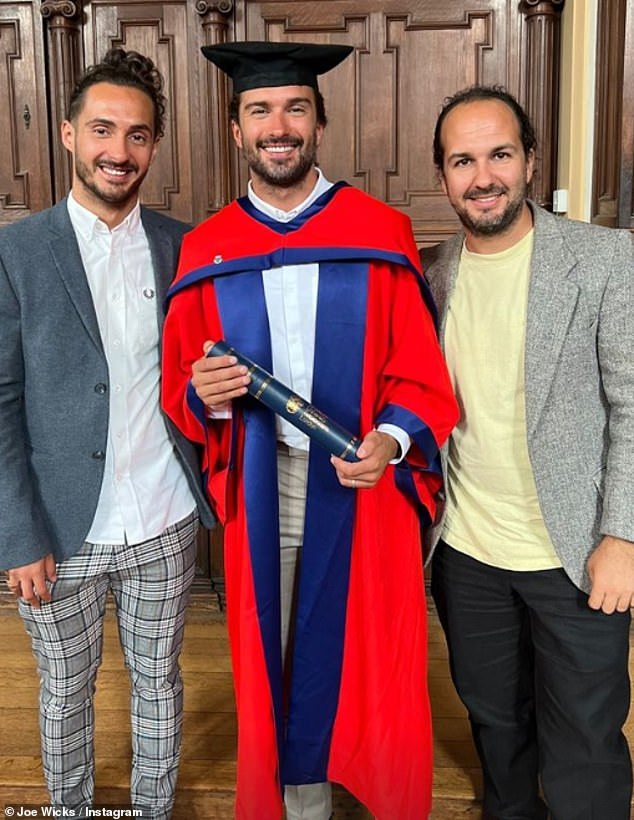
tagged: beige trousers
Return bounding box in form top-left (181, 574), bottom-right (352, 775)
top-left (278, 444), bottom-right (333, 820)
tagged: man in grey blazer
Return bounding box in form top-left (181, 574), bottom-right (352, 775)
top-left (0, 49), bottom-right (213, 819)
top-left (422, 86), bottom-right (634, 820)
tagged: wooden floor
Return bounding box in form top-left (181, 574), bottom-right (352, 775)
top-left (0, 597), bottom-right (631, 819)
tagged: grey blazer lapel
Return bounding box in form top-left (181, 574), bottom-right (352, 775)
top-left (47, 199), bottom-right (103, 353)
top-left (423, 233), bottom-right (463, 347)
top-left (143, 209), bottom-right (176, 303)
top-left (524, 204), bottom-right (580, 438)
top-left (142, 208), bottom-right (180, 342)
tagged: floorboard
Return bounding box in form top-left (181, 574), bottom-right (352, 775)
top-left (1, 597), bottom-right (632, 818)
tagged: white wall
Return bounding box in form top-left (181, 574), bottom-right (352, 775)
top-left (557, 0), bottom-right (598, 221)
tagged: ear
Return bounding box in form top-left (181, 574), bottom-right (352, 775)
top-left (526, 148), bottom-right (536, 184)
top-left (231, 120), bottom-right (243, 150)
top-left (149, 138), bottom-right (160, 165)
top-left (437, 168), bottom-right (448, 195)
top-left (61, 120), bottom-right (74, 153)
top-left (314, 122), bottom-right (325, 149)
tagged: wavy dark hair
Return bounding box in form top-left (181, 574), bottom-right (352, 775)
top-left (433, 85), bottom-right (537, 170)
top-left (67, 48), bottom-right (166, 139)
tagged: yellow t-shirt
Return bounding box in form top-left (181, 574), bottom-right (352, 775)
top-left (442, 230), bottom-right (561, 570)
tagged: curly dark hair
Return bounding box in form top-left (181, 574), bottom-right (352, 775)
top-left (228, 88), bottom-right (328, 127)
top-left (67, 48), bottom-right (167, 139)
top-left (433, 85), bottom-right (537, 170)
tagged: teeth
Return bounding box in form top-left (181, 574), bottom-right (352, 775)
top-left (101, 166), bottom-right (128, 177)
top-left (264, 146), bottom-right (294, 153)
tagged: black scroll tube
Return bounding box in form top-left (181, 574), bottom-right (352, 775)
top-left (208, 340), bottom-right (361, 462)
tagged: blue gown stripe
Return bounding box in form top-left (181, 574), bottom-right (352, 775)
top-left (166, 247), bottom-right (420, 298)
top-left (282, 262), bottom-right (367, 784)
top-left (186, 379), bottom-right (209, 430)
top-left (377, 404), bottom-right (440, 528)
top-left (236, 180), bottom-right (350, 233)
top-left (184, 382), bottom-right (214, 516)
top-left (213, 272), bottom-right (285, 753)
top-left (214, 263), bottom-right (369, 785)
top-left (376, 403), bottom-right (439, 467)
top-left (394, 466), bottom-right (432, 530)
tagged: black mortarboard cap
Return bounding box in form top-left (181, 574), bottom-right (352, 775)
top-left (201, 41), bottom-right (353, 93)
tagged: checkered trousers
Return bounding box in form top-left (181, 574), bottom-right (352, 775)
top-left (18, 512), bottom-right (198, 820)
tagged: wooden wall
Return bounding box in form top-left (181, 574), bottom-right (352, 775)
top-left (1, 0), bottom-right (570, 245)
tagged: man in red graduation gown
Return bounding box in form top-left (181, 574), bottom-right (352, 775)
top-left (161, 41), bottom-right (459, 820)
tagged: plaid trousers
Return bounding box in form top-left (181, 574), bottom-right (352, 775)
top-left (19, 512), bottom-right (198, 820)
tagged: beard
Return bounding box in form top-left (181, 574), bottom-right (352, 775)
top-left (454, 182), bottom-right (528, 237)
top-left (242, 133), bottom-right (319, 188)
top-left (74, 156), bottom-right (146, 206)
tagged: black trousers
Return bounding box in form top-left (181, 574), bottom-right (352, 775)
top-left (431, 541), bottom-right (632, 820)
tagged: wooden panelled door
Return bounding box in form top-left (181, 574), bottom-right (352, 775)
top-left (0, 0), bottom-right (52, 224)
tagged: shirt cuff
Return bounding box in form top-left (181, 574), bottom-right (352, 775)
top-left (206, 402), bottom-right (232, 419)
top-left (376, 423), bottom-right (411, 464)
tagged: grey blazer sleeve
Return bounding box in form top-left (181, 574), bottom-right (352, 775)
top-left (598, 230), bottom-right (634, 541)
top-left (0, 252), bottom-right (54, 569)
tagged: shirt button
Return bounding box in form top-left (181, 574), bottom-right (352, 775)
top-left (143, 287), bottom-right (155, 299)
top-left (92, 450), bottom-right (105, 460)
top-left (94, 383), bottom-right (107, 394)
top-left (113, 339), bottom-right (121, 347)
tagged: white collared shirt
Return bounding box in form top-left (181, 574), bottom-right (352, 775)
top-left (247, 170), bottom-right (409, 460)
top-left (67, 193), bottom-right (195, 544)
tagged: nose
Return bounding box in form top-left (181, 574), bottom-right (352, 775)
top-left (107, 133), bottom-right (130, 162)
top-left (470, 159), bottom-right (496, 189)
top-left (267, 110), bottom-right (289, 136)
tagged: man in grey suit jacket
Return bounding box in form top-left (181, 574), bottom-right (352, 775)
top-left (0, 49), bottom-right (213, 819)
top-left (422, 86), bottom-right (634, 820)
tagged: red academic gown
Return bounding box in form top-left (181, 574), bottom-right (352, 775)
top-left (162, 183), bottom-right (458, 820)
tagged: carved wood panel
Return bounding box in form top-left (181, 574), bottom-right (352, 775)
top-left (80, 1), bottom-right (194, 223)
top-left (3, 0), bottom-right (566, 236)
top-left (0, 0), bottom-right (52, 224)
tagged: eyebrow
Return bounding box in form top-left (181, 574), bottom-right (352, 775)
top-left (85, 117), bottom-right (153, 134)
top-left (243, 96), bottom-right (313, 110)
top-left (446, 142), bottom-right (518, 163)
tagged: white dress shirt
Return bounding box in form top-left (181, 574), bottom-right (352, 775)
top-left (67, 193), bottom-right (195, 545)
top-left (247, 170), bottom-right (410, 460)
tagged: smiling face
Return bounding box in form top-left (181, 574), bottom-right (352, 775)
top-left (231, 84), bottom-right (324, 208)
top-left (61, 81), bottom-right (159, 227)
top-left (438, 98), bottom-right (535, 252)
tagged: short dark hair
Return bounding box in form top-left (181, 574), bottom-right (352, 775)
top-left (67, 48), bottom-right (166, 139)
top-left (229, 88), bottom-right (328, 127)
top-left (433, 85), bottom-right (537, 170)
